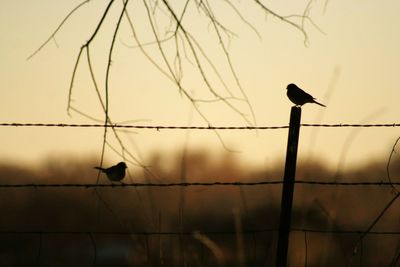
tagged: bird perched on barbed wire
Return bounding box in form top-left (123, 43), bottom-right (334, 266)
top-left (94, 162), bottom-right (127, 182)
top-left (286, 83), bottom-right (326, 107)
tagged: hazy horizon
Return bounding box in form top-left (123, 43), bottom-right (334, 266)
top-left (0, 149), bottom-right (399, 266)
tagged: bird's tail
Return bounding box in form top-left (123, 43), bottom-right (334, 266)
top-left (313, 99), bottom-right (326, 107)
top-left (94, 166), bottom-right (105, 171)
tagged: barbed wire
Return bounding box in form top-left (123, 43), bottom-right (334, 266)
top-left (0, 122), bottom-right (399, 130)
top-left (0, 180), bottom-right (398, 188)
top-left (0, 228), bottom-right (399, 236)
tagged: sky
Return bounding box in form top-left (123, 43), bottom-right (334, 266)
top-left (0, 0), bottom-right (399, 173)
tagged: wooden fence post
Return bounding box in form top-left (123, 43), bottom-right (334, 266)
top-left (275, 106), bottom-right (302, 267)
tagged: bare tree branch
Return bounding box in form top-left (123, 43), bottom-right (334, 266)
top-left (387, 136), bottom-right (400, 193)
top-left (67, 0), bottom-right (115, 116)
top-left (253, 0), bottom-right (309, 45)
top-left (27, 0), bottom-right (91, 60)
top-left (30, 0), bottom-right (324, 173)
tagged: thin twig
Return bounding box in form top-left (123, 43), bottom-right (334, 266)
top-left (89, 232), bottom-right (97, 267)
top-left (35, 232), bottom-right (42, 267)
top-left (253, 0), bottom-right (309, 44)
top-left (304, 231), bottom-right (308, 267)
top-left (67, 0), bottom-right (116, 114)
top-left (351, 192), bottom-right (400, 260)
top-left (387, 136), bottom-right (400, 193)
top-left (27, 0), bottom-right (91, 60)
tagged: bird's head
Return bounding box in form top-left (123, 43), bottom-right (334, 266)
top-left (286, 83), bottom-right (297, 90)
top-left (117, 162), bottom-right (127, 169)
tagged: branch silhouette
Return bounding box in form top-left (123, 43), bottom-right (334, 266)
top-left (27, 0), bottom-right (324, 160)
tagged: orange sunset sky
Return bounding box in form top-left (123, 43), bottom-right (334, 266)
top-left (1, 0), bottom-right (399, 172)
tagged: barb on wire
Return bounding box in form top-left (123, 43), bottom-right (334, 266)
top-left (0, 122), bottom-right (399, 130)
top-left (0, 180), bottom-right (399, 188)
top-left (3, 228), bottom-right (400, 236)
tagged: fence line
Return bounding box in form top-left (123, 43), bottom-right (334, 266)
top-left (0, 122), bottom-right (399, 130)
top-left (0, 180), bottom-right (398, 188)
top-left (1, 228), bottom-right (400, 236)
top-left (1, 122), bottom-right (399, 265)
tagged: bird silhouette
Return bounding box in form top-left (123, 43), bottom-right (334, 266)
top-left (286, 83), bottom-right (326, 107)
top-left (94, 162), bottom-right (127, 182)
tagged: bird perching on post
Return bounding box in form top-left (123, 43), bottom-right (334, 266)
top-left (286, 83), bottom-right (326, 107)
